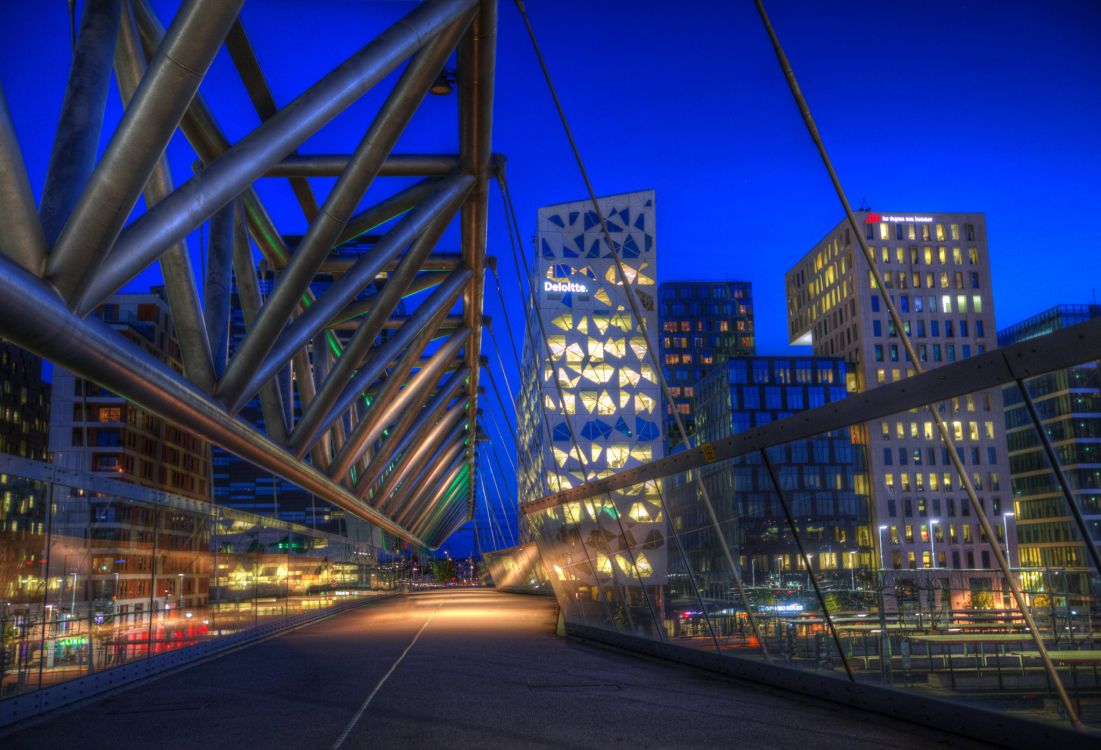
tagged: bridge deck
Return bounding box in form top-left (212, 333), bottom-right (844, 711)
top-left (5, 589), bottom-right (990, 749)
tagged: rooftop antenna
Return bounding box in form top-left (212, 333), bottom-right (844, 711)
top-left (857, 197), bottom-right (870, 212)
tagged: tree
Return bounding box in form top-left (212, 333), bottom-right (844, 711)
top-left (433, 559), bottom-right (456, 584)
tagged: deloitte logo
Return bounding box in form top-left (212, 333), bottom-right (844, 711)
top-left (544, 280), bottom-right (588, 294)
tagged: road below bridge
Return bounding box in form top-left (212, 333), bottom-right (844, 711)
top-left (5, 589), bottom-right (991, 749)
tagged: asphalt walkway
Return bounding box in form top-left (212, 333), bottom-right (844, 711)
top-left (4, 589), bottom-right (992, 749)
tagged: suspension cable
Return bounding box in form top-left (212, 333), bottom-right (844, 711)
top-left (482, 361), bottom-right (519, 453)
top-left (490, 264), bottom-right (526, 375)
top-left (478, 468), bottom-right (503, 551)
top-left (753, 0), bottom-right (1078, 717)
top-left (484, 444), bottom-right (517, 547)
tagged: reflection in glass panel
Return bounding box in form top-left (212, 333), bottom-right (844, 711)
top-left (0, 458), bottom-right (394, 704)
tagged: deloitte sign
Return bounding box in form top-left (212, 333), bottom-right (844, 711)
top-left (544, 280), bottom-right (588, 294)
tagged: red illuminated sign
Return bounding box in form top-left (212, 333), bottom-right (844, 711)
top-left (865, 212), bottom-right (881, 223)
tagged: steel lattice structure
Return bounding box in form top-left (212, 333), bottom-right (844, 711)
top-left (0, 0), bottom-right (497, 548)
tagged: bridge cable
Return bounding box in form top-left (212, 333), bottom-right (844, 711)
top-left (484, 404), bottom-right (517, 476)
top-left (485, 431), bottom-right (518, 544)
top-left (752, 0), bottom-right (1076, 703)
top-left (489, 263), bottom-right (526, 380)
top-left (482, 363), bottom-right (519, 461)
top-left (486, 326), bottom-right (520, 426)
top-left (478, 459), bottom-right (506, 550)
top-left (484, 445), bottom-right (518, 547)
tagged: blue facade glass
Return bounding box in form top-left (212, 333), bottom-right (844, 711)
top-left (658, 281), bottom-right (754, 452)
top-left (682, 356), bottom-right (873, 586)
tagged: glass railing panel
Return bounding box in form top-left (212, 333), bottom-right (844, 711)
top-left (1, 474), bottom-right (58, 697)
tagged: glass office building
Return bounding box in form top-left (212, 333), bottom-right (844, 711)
top-left (687, 356), bottom-right (871, 592)
top-left (999, 304), bottom-right (1101, 592)
top-left (659, 281), bottom-right (754, 452)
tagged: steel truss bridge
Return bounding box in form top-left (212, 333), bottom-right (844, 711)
top-left (1, 1), bottom-right (1101, 745)
top-left (0, 0), bottom-right (495, 549)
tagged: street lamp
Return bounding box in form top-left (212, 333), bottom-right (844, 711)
top-left (1002, 512), bottom-right (1015, 567)
top-left (877, 525), bottom-right (889, 570)
top-left (928, 519), bottom-right (940, 568)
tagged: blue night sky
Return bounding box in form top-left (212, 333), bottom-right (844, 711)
top-left (1, 1), bottom-right (1099, 557)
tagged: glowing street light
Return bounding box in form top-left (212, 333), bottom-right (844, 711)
top-left (1002, 512), bottom-right (1015, 567)
top-left (928, 519), bottom-right (940, 568)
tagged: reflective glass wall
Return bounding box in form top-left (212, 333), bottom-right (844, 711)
top-left (526, 375), bottom-right (1101, 733)
top-left (0, 458), bottom-right (399, 701)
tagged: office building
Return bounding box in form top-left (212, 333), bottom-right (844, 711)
top-left (48, 289), bottom-right (212, 502)
top-left (999, 304), bottom-right (1101, 592)
top-left (517, 191), bottom-right (665, 584)
top-left (687, 357), bottom-right (871, 592)
top-left (786, 212), bottom-right (1013, 604)
top-left (659, 281), bottom-right (754, 451)
top-left (0, 341), bottom-right (50, 463)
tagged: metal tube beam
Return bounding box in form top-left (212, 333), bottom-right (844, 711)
top-left (38, 0), bottom-right (121, 249)
top-left (114, 1), bottom-right (214, 392)
top-left (221, 173), bottom-right (474, 413)
top-left (205, 201), bottom-right (234, 378)
top-left (322, 269), bottom-right (471, 475)
top-left (288, 203), bottom-right (465, 456)
top-left (353, 362), bottom-right (457, 501)
top-left (428, 510), bottom-right (469, 550)
top-left (457, 0), bottom-right (496, 512)
top-left (320, 252), bottom-right (461, 276)
top-left (337, 177), bottom-right (445, 248)
top-left (130, 0), bottom-right (293, 276)
top-left (48, 0), bottom-right (243, 304)
top-left (219, 19), bottom-right (468, 424)
top-left (406, 459), bottom-right (468, 532)
top-left (330, 313), bottom-right (463, 333)
top-left (330, 272), bottom-right (449, 327)
top-left (224, 19), bottom-right (320, 223)
top-left (416, 482), bottom-right (469, 541)
top-left (75, 0), bottom-right (479, 314)
top-left (395, 447), bottom-right (469, 527)
top-left (299, 270), bottom-right (467, 461)
top-left (0, 254), bottom-right (428, 546)
top-left (419, 485), bottom-right (469, 540)
top-left (327, 284), bottom-right (466, 481)
top-left (349, 329), bottom-right (470, 493)
top-left (387, 426), bottom-right (469, 521)
top-left (266, 154), bottom-right (464, 178)
top-left (357, 367), bottom-right (469, 497)
top-left (231, 203), bottom-right (288, 443)
top-left (387, 405), bottom-right (470, 518)
top-left (0, 82), bottom-right (48, 275)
